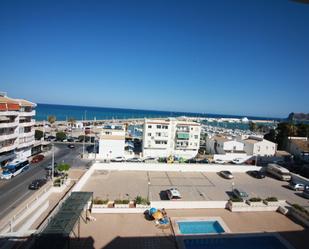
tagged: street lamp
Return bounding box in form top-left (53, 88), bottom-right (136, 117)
top-left (147, 181), bottom-right (151, 201)
top-left (51, 143), bottom-right (55, 181)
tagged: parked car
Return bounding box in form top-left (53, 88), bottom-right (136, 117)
top-left (232, 188), bottom-right (249, 200)
top-left (214, 159), bottom-right (226, 164)
top-left (166, 188), bottom-right (182, 200)
top-left (185, 158), bottom-right (197, 163)
top-left (302, 186), bottom-right (309, 199)
top-left (68, 144), bottom-right (75, 149)
top-left (143, 157), bottom-right (158, 163)
top-left (31, 154), bottom-right (45, 163)
top-left (232, 158), bottom-right (244, 164)
top-left (289, 182), bottom-right (305, 191)
top-left (219, 170), bottom-right (234, 179)
top-left (197, 159), bottom-right (209, 164)
top-left (111, 156), bottom-right (125, 162)
top-left (247, 170), bottom-right (266, 179)
top-left (28, 179), bottom-right (47, 190)
top-left (126, 157), bottom-right (142, 162)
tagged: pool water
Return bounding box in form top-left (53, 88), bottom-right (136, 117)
top-left (184, 235), bottom-right (289, 249)
top-left (178, 220), bottom-right (225, 234)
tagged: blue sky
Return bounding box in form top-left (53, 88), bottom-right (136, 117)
top-left (0, 0), bottom-right (308, 118)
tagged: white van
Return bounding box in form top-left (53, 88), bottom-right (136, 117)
top-left (267, 164), bottom-right (291, 181)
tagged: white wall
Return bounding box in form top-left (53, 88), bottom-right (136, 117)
top-left (99, 139), bottom-right (125, 159)
top-left (223, 140), bottom-right (244, 152)
top-left (213, 153), bottom-right (250, 162)
top-left (92, 162), bottom-right (262, 173)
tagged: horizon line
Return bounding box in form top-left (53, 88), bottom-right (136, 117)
top-left (36, 102), bottom-right (284, 120)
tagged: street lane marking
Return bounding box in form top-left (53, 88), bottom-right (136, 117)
top-left (0, 190), bottom-right (31, 217)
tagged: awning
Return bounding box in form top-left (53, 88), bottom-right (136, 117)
top-left (33, 192), bottom-right (93, 249)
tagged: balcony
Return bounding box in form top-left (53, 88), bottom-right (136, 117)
top-left (19, 130), bottom-right (35, 138)
top-left (19, 110), bottom-right (36, 117)
top-left (0, 120), bottom-right (18, 128)
top-left (0, 111), bottom-right (19, 116)
top-left (17, 139), bottom-right (35, 149)
top-left (0, 132), bottom-right (18, 141)
top-left (19, 120), bottom-right (35, 127)
top-left (176, 132), bottom-right (190, 140)
top-left (0, 144), bottom-right (17, 153)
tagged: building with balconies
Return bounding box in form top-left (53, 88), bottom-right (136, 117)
top-left (142, 118), bottom-right (201, 159)
top-left (0, 92), bottom-right (36, 166)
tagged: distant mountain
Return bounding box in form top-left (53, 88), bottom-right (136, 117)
top-left (288, 112), bottom-right (309, 122)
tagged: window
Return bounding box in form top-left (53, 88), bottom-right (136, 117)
top-left (191, 127), bottom-right (193, 130)
top-left (148, 125), bottom-right (152, 128)
top-left (156, 125), bottom-right (161, 129)
top-left (194, 135), bottom-right (198, 139)
top-left (156, 132), bottom-right (161, 137)
top-left (148, 133), bottom-right (151, 136)
top-left (162, 125), bottom-right (168, 129)
top-left (155, 140), bottom-right (167, 145)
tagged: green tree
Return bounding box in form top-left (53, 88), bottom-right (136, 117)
top-left (48, 115), bottom-right (56, 124)
top-left (56, 163), bottom-right (70, 171)
top-left (35, 130), bottom-right (44, 140)
top-left (296, 123), bottom-right (309, 138)
top-left (276, 122), bottom-right (297, 149)
top-left (78, 135), bottom-right (90, 142)
top-left (264, 129), bottom-right (276, 143)
top-left (56, 131), bottom-right (67, 141)
top-left (68, 117), bottom-right (76, 127)
top-left (249, 121), bottom-right (257, 132)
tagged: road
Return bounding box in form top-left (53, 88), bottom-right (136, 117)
top-left (0, 144), bottom-right (89, 221)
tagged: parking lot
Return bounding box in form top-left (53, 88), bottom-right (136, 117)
top-left (82, 170), bottom-right (309, 206)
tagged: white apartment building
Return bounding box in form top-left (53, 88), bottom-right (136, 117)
top-left (242, 136), bottom-right (277, 156)
top-left (142, 118), bottom-right (201, 159)
top-left (98, 124), bottom-right (125, 159)
top-left (0, 92), bottom-right (36, 166)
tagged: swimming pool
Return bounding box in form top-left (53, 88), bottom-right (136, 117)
top-left (183, 235), bottom-right (290, 249)
top-left (177, 220), bottom-right (225, 235)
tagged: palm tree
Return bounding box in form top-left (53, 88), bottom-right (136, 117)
top-left (68, 117), bottom-right (76, 127)
top-left (47, 115), bottom-right (56, 124)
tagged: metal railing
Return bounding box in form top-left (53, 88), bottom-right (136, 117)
top-left (0, 183), bottom-right (52, 234)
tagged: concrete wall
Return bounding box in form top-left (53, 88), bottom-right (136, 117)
top-left (151, 201), bottom-right (227, 209)
top-left (92, 162), bottom-right (262, 173)
top-left (213, 153), bottom-right (250, 162)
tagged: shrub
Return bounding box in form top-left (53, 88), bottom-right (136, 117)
top-left (35, 130), bottom-right (44, 140)
top-left (265, 197), bottom-right (278, 202)
top-left (292, 204), bottom-right (309, 216)
top-left (229, 197), bottom-right (243, 202)
top-left (93, 197), bottom-right (109, 205)
top-left (135, 195), bottom-right (150, 205)
top-left (78, 135), bottom-right (90, 142)
top-left (57, 163), bottom-right (70, 172)
top-left (56, 131), bottom-right (67, 141)
top-left (158, 157), bottom-right (166, 163)
top-left (249, 197), bottom-right (262, 202)
top-left (53, 178), bottom-right (61, 186)
top-left (114, 199), bottom-right (130, 204)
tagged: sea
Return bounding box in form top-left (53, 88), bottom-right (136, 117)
top-left (35, 103), bottom-right (280, 122)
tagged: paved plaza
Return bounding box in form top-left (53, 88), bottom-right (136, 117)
top-left (82, 170), bottom-right (309, 206)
